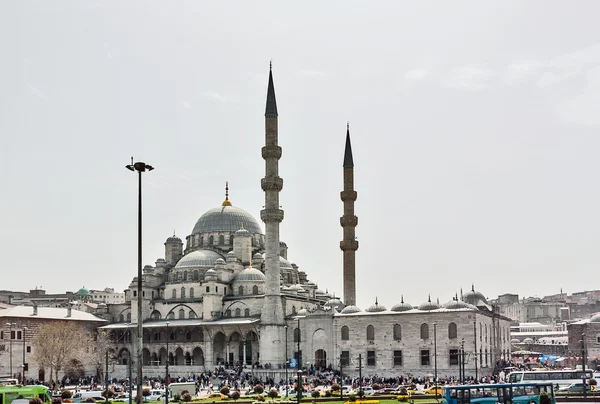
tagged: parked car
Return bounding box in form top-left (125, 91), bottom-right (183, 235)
top-left (558, 382), bottom-right (588, 393)
top-left (424, 386), bottom-right (443, 395)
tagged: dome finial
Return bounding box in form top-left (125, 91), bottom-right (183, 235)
top-left (401, 294), bottom-right (404, 303)
top-left (428, 293), bottom-right (431, 303)
top-left (222, 182), bottom-right (232, 206)
top-left (472, 283), bottom-right (475, 292)
top-left (375, 297), bottom-right (378, 306)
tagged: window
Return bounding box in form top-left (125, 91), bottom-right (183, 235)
top-left (253, 285), bottom-right (259, 295)
top-left (294, 328), bottom-right (301, 343)
top-left (421, 349), bottom-right (430, 366)
top-left (16, 331), bottom-right (21, 340)
top-left (341, 326), bottom-right (350, 341)
top-left (183, 271), bottom-right (188, 281)
top-left (181, 287), bottom-right (186, 298)
top-left (235, 308), bottom-right (241, 317)
top-left (179, 309), bottom-right (185, 319)
top-left (193, 270), bottom-right (199, 281)
top-left (291, 306), bottom-right (296, 315)
top-left (189, 311), bottom-right (196, 319)
top-left (133, 291), bottom-right (137, 297)
top-left (229, 235), bottom-right (234, 245)
top-left (366, 325), bottom-right (375, 341)
top-left (206, 286), bottom-right (210, 293)
top-left (224, 287), bottom-right (227, 295)
top-left (209, 235), bottom-right (214, 245)
top-left (449, 349), bottom-right (459, 365)
top-left (597, 334), bottom-right (600, 344)
top-left (420, 323), bottom-right (429, 339)
top-left (199, 237), bottom-right (203, 246)
top-left (1, 331), bottom-right (4, 339)
top-left (216, 286), bottom-right (218, 293)
top-left (186, 331), bottom-right (192, 341)
top-left (168, 312), bottom-right (175, 319)
top-left (190, 288), bottom-right (194, 298)
top-left (172, 289), bottom-right (177, 298)
top-left (393, 324), bottom-right (402, 340)
top-left (448, 322), bottom-right (457, 339)
top-left (244, 308), bottom-right (250, 317)
top-left (126, 312), bottom-right (131, 322)
top-left (367, 350), bottom-right (376, 366)
top-left (219, 235), bottom-right (225, 245)
top-left (226, 310), bottom-right (231, 317)
top-left (341, 351), bottom-right (350, 366)
top-left (239, 286), bottom-right (244, 296)
top-left (119, 314), bottom-right (124, 322)
top-left (26, 346), bottom-right (31, 353)
top-left (393, 350), bottom-right (403, 366)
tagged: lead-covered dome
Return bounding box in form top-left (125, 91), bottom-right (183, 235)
top-left (340, 305), bottom-right (361, 314)
top-left (365, 298), bottom-right (387, 313)
top-left (175, 250), bottom-right (224, 268)
top-left (418, 295), bottom-right (441, 311)
top-left (463, 285), bottom-right (488, 305)
top-left (234, 268), bottom-right (266, 282)
top-left (391, 296), bottom-right (413, 312)
top-left (192, 206), bottom-right (263, 235)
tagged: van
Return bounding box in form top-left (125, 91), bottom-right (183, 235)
top-left (72, 391), bottom-right (105, 403)
top-left (145, 390), bottom-right (168, 402)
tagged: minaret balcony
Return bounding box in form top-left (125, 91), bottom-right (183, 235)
top-left (261, 208), bottom-right (284, 223)
top-left (340, 215), bottom-right (358, 227)
top-left (261, 177), bottom-right (283, 192)
top-left (262, 145), bottom-right (282, 159)
top-left (340, 190), bottom-right (357, 202)
top-left (340, 240), bottom-right (359, 251)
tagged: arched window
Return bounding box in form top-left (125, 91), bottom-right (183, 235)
top-left (294, 328), bottom-right (301, 343)
top-left (291, 306), bottom-right (297, 315)
top-left (366, 325), bottom-right (375, 341)
top-left (183, 271), bottom-right (188, 281)
top-left (152, 311), bottom-right (161, 320)
top-left (235, 308), bottom-right (241, 317)
top-left (179, 309), bottom-right (185, 319)
top-left (199, 236), bottom-right (203, 246)
top-left (189, 288), bottom-right (194, 298)
top-left (219, 235), bottom-right (225, 245)
top-left (181, 287), bottom-right (186, 298)
top-left (238, 286), bottom-right (244, 296)
top-left (119, 314), bottom-right (124, 322)
top-left (172, 289), bottom-right (177, 299)
top-left (448, 322), bottom-right (458, 339)
top-left (209, 235), bottom-right (214, 245)
top-left (229, 235), bottom-right (234, 245)
top-left (252, 285), bottom-right (259, 295)
top-left (393, 324), bottom-right (402, 340)
top-left (420, 323), bottom-right (429, 339)
top-left (192, 270), bottom-right (199, 281)
top-left (168, 312), bottom-right (175, 319)
top-left (341, 326), bottom-right (349, 341)
top-left (244, 308), bottom-right (250, 317)
top-left (226, 309), bottom-right (231, 317)
top-left (126, 312), bottom-right (131, 322)
top-left (189, 311), bottom-right (196, 319)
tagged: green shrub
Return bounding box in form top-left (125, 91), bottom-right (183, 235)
top-left (325, 391), bottom-right (332, 397)
top-left (182, 393), bottom-right (192, 402)
top-left (230, 391), bottom-right (240, 401)
top-left (331, 384), bottom-right (341, 392)
top-left (173, 394), bottom-right (181, 401)
top-left (220, 387), bottom-right (230, 396)
top-left (371, 384), bottom-right (380, 392)
top-left (253, 385), bottom-right (264, 395)
top-left (52, 398), bottom-right (62, 404)
top-left (181, 390), bottom-right (190, 396)
top-left (348, 394), bottom-right (357, 402)
top-left (397, 397), bottom-right (408, 403)
top-left (143, 388), bottom-right (151, 397)
top-left (84, 398), bottom-right (96, 403)
top-left (268, 388), bottom-right (279, 400)
top-left (61, 391), bottom-right (73, 400)
top-left (102, 389), bottom-right (114, 398)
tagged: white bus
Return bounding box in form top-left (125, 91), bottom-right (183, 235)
top-left (507, 369), bottom-right (594, 388)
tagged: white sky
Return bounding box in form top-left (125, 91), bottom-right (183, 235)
top-left (1, 1), bottom-right (600, 309)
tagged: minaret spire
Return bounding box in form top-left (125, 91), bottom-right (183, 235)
top-left (259, 63), bottom-right (286, 365)
top-left (222, 182), bottom-right (232, 206)
top-left (340, 123), bottom-right (358, 306)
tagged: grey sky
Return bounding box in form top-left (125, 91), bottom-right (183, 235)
top-left (1, 1), bottom-right (600, 309)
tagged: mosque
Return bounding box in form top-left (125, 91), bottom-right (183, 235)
top-left (103, 66), bottom-right (512, 379)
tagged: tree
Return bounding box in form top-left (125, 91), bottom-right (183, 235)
top-left (31, 321), bottom-right (92, 382)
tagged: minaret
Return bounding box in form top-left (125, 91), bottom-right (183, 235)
top-left (259, 63), bottom-right (286, 365)
top-left (340, 123), bottom-right (358, 306)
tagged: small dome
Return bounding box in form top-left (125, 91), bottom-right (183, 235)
top-left (215, 258), bottom-right (225, 265)
top-left (366, 300), bottom-right (387, 313)
top-left (166, 235), bottom-right (182, 243)
top-left (227, 251), bottom-right (236, 257)
top-left (77, 287), bottom-right (89, 295)
top-left (235, 227), bottom-right (251, 237)
top-left (253, 253), bottom-right (262, 259)
top-left (445, 298), bottom-right (472, 310)
top-left (156, 258), bottom-right (166, 263)
top-left (391, 296), bottom-right (413, 312)
top-left (511, 338), bottom-right (521, 343)
top-left (463, 285), bottom-right (488, 305)
top-left (98, 302), bottom-right (107, 308)
top-left (297, 308), bottom-right (309, 316)
top-left (175, 250), bottom-right (224, 268)
top-left (315, 289), bottom-right (325, 295)
top-left (590, 314), bottom-right (600, 323)
top-left (289, 284), bottom-right (305, 292)
top-left (340, 305), bottom-right (361, 314)
top-left (418, 295), bottom-right (441, 311)
top-left (523, 337), bottom-right (534, 344)
top-left (325, 297), bottom-right (344, 308)
top-left (234, 268), bottom-right (266, 282)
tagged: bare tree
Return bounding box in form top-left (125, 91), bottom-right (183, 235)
top-left (31, 321), bottom-right (91, 382)
top-left (86, 329), bottom-right (118, 378)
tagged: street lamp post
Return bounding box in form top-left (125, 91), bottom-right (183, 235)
top-left (284, 325), bottom-right (288, 397)
top-left (6, 323), bottom-right (15, 377)
top-left (473, 321), bottom-right (478, 382)
top-left (21, 326), bottom-right (28, 384)
top-left (165, 321), bottom-right (170, 404)
top-left (126, 159), bottom-right (154, 404)
top-left (433, 323), bottom-right (437, 397)
top-left (581, 333), bottom-right (587, 399)
top-left (460, 338), bottom-right (465, 383)
top-left (296, 316), bottom-right (304, 404)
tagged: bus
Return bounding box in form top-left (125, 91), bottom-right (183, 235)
top-left (442, 383), bottom-right (555, 404)
top-left (0, 385), bottom-right (52, 404)
top-left (507, 369), bottom-right (594, 388)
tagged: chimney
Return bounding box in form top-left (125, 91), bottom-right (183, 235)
top-left (67, 306), bottom-right (72, 318)
top-left (33, 304), bottom-right (38, 316)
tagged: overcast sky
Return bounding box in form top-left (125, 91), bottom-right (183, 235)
top-left (1, 1), bottom-right (600, 309)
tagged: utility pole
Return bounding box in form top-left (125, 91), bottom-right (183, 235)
top-left (473, 321), bottom-right (478, 382)
top-left (339, 357), bottom-right (344, 402)
top-left (358, 354), bottom-right (363, 400)
top-left (582, 333), bottom-right (587, 399)
top-left (105, 350), bottom-right (109, 404)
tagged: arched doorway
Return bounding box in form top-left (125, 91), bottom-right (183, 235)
top-left (38, 369), bottom-right (45, 382)
top-left (213, 332), bottom-right (226, 365)
top-left (315, 349), bottom-right (327, 369)
top-left (192, 347), bottom-right (204, 366)
top-left (175, 348), bottom-right (184, 365)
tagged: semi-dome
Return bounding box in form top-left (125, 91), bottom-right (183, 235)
top-left (234, 268), bottom-right (266, 282)
top-left (175, 250), bottom-right (224, 268)
top-left (192, 205), bottom-right (263, 235)
top-left (391, 296), bottom-right (413, 312)
top-left (365, 298), bottom-right (387, 313)
top-left (418, 295), bottom-right (441, 311)
top-left (340, 305), bottom-right (361, 314)
top-left (590, 313), bottom-right (600, 323)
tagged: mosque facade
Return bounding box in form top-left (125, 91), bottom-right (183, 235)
top-left (103, 67), bottom-right (512, 379)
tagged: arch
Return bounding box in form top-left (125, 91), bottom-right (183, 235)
top-left (209, 235), bottom-right (214, 245)
top-left (159, 347), bottom-right (167, 365)
top-left (230, 332), bottom-right (242, 343)
top-left (244, 308), bottom-right (250, 317)
top-left (189, 311), bottom-right (196, 319)
top-left (142, 348), bottom-right (151, 366)
top-left (294, 328), bottom-right (301, 343)
top-left (181, 287), bottom-right (186, 298)
top-left (193, 347), bottom-right (205, 366)
top-left (315, 349), bottom-right (327, 369)
top-left (118, 348), bottom-right (131, 365)
top-left (366, 325), bottom-right (375, 341)
top-left (448, 322), bottom-right (458, 339)
top-left (192, 270), bottom-right (199, 281)
top-left (151, 310), bottom-right (161, 320)
top-left (119, 314), bottom-right (124, 322)
top-left (165, 303), bottom-right (197, 319)
top-left (175, 347), bottom-right (184, 365)
top-left (219, 235), bottom-right (225, 245)
top-left (172, 289), bottom-right (177, 299)
top-left (252, 285), bottom-right (259, 295)
top-left (178, 308), bottom-right (185, 319)
top-left (238, 286), bottom-right (244, 296)
top-left (341, 326), bottom-right (349, 341)
top-left (235, 308), bottom-right (241, 317)
top-left (183, 271), bottom-right (188, 281)
top-left (167, 312), bottom-right (175, 319)
top-left (393, 324), bottom-right (402, 340)
top-left (185, 352), bottom-right (192, 366)
top-left (225, 309), bottom-right (231, 317)
top-left (126, 312), bottom-right (131, 322)
top-left (420, 323), bottom-right (429, 339)
top-left (213, 332), bottom-right (227, 365)
top-left (189, 288), bottom-right (194, 298)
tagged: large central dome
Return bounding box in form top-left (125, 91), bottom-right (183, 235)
top-left (191, 205), bottom-right (263, 235)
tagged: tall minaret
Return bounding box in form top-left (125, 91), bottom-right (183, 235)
top-left (340, 124), bottom-right (359, 306)
top-left (259, 63), bottom-right (286, 365)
